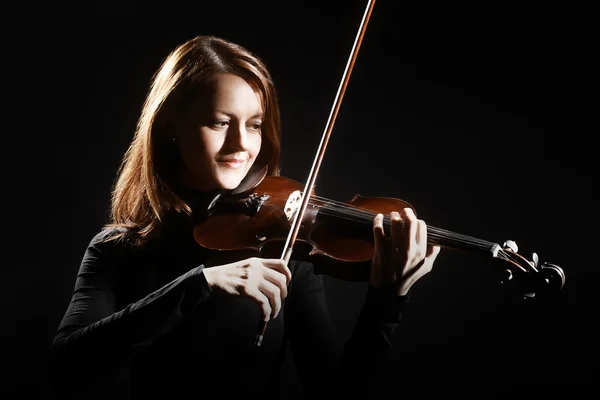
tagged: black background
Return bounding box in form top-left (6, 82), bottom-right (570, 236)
top-left (3, 0), bottom-right (597, 398)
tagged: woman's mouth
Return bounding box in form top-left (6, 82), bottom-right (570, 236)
top-left (218, 159), bottom-right (245, 169)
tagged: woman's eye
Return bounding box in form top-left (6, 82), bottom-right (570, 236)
top-left (248, 122), bottom-right (262, 132)
top-left (212, 120), bottom-right (229, 128)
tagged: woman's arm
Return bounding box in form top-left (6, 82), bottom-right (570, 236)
top-left (50, 228), bottom-right (213, 392)
top-left (284, 261), bottom-right (408, 399)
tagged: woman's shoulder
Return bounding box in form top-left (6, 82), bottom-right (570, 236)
top-left (89, 225), bottom-right (127, 242)
top-left (86, 225), bottom-right (139, 253)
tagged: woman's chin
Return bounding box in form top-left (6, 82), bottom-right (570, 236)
top-left (214, 165), bottom-right (253, 190)
top-left (215, 174), bottom-right (245, 190)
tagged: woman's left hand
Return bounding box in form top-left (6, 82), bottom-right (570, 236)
top-left (370, 208), bottom-right (441, 296)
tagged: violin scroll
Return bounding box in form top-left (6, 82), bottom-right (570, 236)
top-left (496, 240), bottom-right (566, 300)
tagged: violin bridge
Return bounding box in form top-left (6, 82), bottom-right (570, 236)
top-left (284, 190), bottom-right (302, 221)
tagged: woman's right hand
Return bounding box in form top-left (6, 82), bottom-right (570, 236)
top-left (202, 257), bottom-right (292, 322)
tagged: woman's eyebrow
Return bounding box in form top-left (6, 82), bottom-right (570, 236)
top-left (212, 109), bottom-right (264, 119)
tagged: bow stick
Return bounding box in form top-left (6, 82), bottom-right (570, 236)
top-left (255, 0), bottom-right (378, 348)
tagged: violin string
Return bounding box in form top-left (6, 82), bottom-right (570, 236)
top-left (300, 196), bottom-right (532, 270)
top-left (313, 207), bottom-right (492, 251)
top-left (303, 196), bottom-right (494, 251)
top-left (252, 192), bottom-right (524, 266)
top-left (500, 249), bottom-right (533, 272)
top-left (310, 198), bottom-right (492, 247)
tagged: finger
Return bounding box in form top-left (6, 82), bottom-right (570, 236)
top-left (400, 208), bottom-right (420, 265)
top-left (258, 279), bottom-right (282, 319)
top-left (392, 208), bottom-right (414, 255)
top-left (372, 213), bottom-right (385, 249)
top-left (400, 207), bottom-right (418, 237)
top-left (263, 259), bottom-right (292, 285)
top-left (245, 285), bottom-right (272, 322)
top-left (389, 210), bottom-right (403, 258)
top-left (427, 244), bottom-right (441, 259)
top-left (417, 219), bottom-right (427, 261)
top-left (262, 266), bottom-right (288, 300)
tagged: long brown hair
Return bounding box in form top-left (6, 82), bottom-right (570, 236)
top-left (105, 36), bottom-right (281, 244)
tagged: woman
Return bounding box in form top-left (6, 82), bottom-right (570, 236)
top-left (51, 35), bottom-right (440, 399)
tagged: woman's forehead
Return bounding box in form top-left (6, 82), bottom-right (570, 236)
top-left (189, 74), bottom-right (264, 114)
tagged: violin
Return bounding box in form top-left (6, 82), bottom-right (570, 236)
top-left (196, 0), bottom-right (566, 346)
top-left (193, 165), bottom-right (566, 299)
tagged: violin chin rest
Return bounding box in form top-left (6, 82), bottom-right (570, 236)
top-left (231, 165), bottom-right (269, 196)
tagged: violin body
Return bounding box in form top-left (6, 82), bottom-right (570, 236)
top-left (194, 175), bottom-right (402, 281)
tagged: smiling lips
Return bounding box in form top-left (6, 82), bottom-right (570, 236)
top-left (218, 158), bottom-right (246, 169)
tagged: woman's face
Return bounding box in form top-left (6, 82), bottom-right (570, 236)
top-left (174, 73), bottom-right (263, 191)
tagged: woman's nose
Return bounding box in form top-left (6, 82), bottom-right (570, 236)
top-left (226, 123), bottom-right (249, 150)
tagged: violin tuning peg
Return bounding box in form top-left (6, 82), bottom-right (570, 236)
top-left (531, 252), bottom-right (539, 267)
top-left (503, 240), bottom-right (518, 253)
top-left (500, 268), bottom-right (513, 284)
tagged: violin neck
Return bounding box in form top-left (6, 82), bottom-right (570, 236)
top-left (318, 202), bottom-right (498, 255)
top-left (383, 218), bottom-right (499, 254)
top-left (411, 223), bottom-right (498, 254)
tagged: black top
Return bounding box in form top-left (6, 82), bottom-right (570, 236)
top-left (50, 188), bottom-right (409, 399)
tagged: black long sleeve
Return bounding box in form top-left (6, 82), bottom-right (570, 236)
top-left (51, 226), bottom-right (408, 399)
top-left (284, 261), bottom-right (408, 399)
top-left (50, 228), bottom-right (213, 393)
